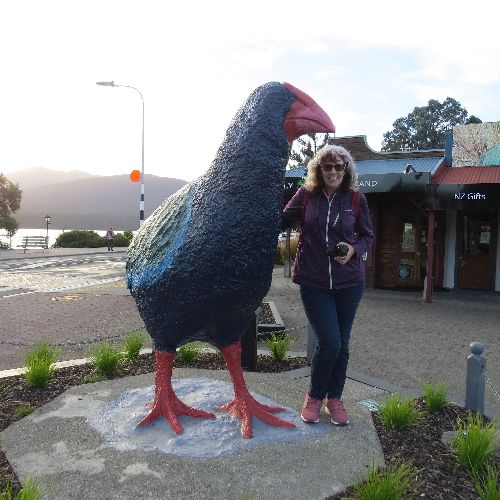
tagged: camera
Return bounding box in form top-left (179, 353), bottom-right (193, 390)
top-left (326, 243), bottom-right (349, 258)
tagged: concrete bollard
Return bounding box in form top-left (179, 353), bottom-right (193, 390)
top-left (465, 341), bottom-right (486, 414)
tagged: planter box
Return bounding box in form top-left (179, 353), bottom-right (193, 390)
top-left (257, 300), bottom-right (285, 340)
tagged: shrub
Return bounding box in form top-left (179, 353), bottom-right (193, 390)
top-left (113, 233), bottom-right (130, 247)
top-left (264, 332), bottom-right (294, 361)
top-left (177, 342), bottom-right (201, 363)
top-left (23, 343), bottom-right (60, 388)
top-left (349, 461), bottom-right (420, 500)
top-left (122, 331), bottom-right (146, 360)
top-left (53, 230), bottom-right (105, 248)
top-left (123, 230), bottom-right (134, 242)
top-left (452, 412), bottom-right (499, 476)
top-left (377, 393), bottom-right (423, 429)
top-left (90, 343), bottom-right (123, 375)
top-left (422, 382), bottom-right (448, 411)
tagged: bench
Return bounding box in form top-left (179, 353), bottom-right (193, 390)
top-left (18, 236), bottom-right (49, 253)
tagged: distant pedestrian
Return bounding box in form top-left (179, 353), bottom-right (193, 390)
top-left (106, 227), bottom-right (115, 251)
top-left (283, 144), bottom-right (373, 426)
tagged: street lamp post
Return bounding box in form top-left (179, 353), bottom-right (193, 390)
top-left (96, 81), bottom-right (145, 227)
top-left (44, 215), bottom-right (51, 249)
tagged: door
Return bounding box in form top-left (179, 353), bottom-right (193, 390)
top-left (458, 215), bottom-right (492, 290)
top-left (376, 196), bottom-right (428, 288)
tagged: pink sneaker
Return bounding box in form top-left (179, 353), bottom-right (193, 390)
top-left (326, 398), bottom-right (349, 425)
top-left (300, 394), bottom-right (323, 423)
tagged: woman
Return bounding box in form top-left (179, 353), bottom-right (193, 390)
top-left (283, 144), bottom-right (373, 425)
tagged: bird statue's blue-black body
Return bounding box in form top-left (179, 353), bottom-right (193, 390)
top-left (126, 82), bottom-right (334, 438)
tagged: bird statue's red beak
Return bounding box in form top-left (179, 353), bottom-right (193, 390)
top-left (283, 82), bottom-right (335, 143)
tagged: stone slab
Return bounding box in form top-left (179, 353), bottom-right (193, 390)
top-left (2, 369), bottom-right (385, 500)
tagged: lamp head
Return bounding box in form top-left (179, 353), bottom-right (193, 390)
top-left (45, 215), bottom-right (51, 223)
top-left (96, 81), bottom-right (116, 87)
top-left (404, 164), bottom-right (416, 175)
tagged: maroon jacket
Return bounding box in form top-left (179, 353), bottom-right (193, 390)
top-left (283, 186), bottom-right (374, 290)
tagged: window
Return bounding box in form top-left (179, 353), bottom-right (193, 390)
top-left (401, 222), bottom-right (416, 252)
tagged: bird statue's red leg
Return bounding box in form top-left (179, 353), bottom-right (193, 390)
top-left (217, 341), bottom-right (296, 438)
top-left (137, 350), bottom-right (216, 434)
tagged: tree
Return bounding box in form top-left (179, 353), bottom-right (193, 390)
top-left (381, 98), bottom-right (482, 151)
top-left (288, 133), bottom-right (333, 168)
top-left (0, 173), bottom-right (22, 219)
top-left (1, 215), bottom-right (19, 248)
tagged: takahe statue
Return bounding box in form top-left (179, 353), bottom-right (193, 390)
top-left (126, 82), bottom-right (335, 438)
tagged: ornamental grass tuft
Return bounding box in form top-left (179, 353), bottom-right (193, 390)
top-left (264, 332), bottom-right (294, 361)
top-left (377, 393), bottom-right (423, 430)
top-left (422, 381), bottom-right (448, 411)
top-left (0, 478), bottom-right (41, 500)
top-left (82, 372), bottom-right (106, 384)
top-left (23, 343), bottom-right (60, 388)
top-left (177, 342), bottom-right (201, 363)
top-left (90, 343), bottom-right (123, 375)
top-left (473, 465), bottom-right (500, 500)
top-left (348, 460), bottom-right (420, 500)
top-left (14, 405), bottom-right (35, 418)
top-left (452, 412), bottom-right (499, 476)
top-left (122, 331), bottom-right (146, 360)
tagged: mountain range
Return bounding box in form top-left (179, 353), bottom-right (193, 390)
top-left (4, 167), bottom-right (187, 230)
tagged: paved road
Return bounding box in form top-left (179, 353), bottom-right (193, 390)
top-left (0, 249), bottom-right (146, 370)
top-left (1, 248), bottom-right (499, 411)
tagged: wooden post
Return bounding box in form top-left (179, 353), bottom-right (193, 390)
top-left (284, 228), bottom-right (291, 277)
top-left (424, 210), bottom-right (435, 303)
top-left (240, 314), bottom-right (257, 370)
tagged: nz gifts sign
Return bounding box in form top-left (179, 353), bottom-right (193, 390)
top-left (426, 184), bottom-right (500, 210)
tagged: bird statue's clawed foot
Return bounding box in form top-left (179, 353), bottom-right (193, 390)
top-left (137, 350), bottom-right (215, 434)
top-left (217, 341), bottom-right (296, 438)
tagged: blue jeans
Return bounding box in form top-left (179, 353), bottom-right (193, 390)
top-left (300, 283), bottom-right (364, 400)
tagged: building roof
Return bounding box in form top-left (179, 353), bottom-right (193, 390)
top-left (285, 157), bottom-right (444, 178)
top-left (329, 135), bottom-right (444, 161)
top-left (432, 165), bottom-right (500, 185)
top-left (285, 166), bottom-right (307, 178)
top-left (356, 157), bottom-right (443, 175)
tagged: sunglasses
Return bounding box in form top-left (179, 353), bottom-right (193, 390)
top-left (319, 162), bottom-right (347, 172)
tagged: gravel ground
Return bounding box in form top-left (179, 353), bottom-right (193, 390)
top-left (266, 268), bottom-right (500, 411)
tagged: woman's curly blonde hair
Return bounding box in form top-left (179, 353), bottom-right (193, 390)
top-left (303, 144), bottom-right (359, 192)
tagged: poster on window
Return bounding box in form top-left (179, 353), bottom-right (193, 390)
top-left (480, 231), bottom-right (490, 244)
top-left (401, 222), bottom-right (416, 252)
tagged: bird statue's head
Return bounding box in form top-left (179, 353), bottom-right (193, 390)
top-left (214, 82), bottom-right (335, 178)
top-left (282, 82), bottom-right (335, 142)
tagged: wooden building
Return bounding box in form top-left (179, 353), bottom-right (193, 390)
top-left (285, 127), bottom-right (500, 297)
top-left (426, 122), bottom-right (500, 294)
top-left (330, 136), bottom-right (444, 291)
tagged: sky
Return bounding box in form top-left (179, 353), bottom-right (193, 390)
top-left (1, 0), bottom-right (499, 182)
